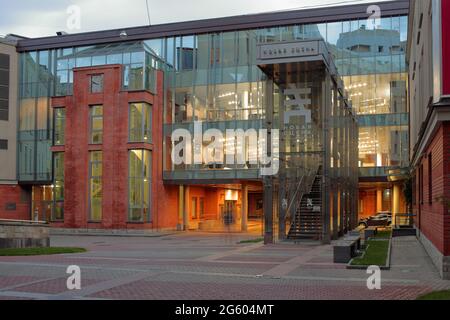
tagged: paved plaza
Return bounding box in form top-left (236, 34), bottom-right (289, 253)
top-left (0, 232), bottom-right (449, 300)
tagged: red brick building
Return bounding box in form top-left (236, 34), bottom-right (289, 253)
top-left (43, 65), bottom-right (180, 230)
top-left (408, 0), bottom-right (450, 279)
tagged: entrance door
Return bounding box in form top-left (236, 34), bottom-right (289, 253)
top-left (223, 200), bottom-right (236, 225)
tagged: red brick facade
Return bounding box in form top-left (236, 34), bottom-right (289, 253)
top-left (414, 121), bottom-right (450, 256)
top-left (50, 64), bottom-right (179, 230)
top-left (0, 184), bottom-right (30, 221)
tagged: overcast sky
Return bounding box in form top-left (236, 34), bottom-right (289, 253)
top-left (0, 0), bottom-right (393, 38)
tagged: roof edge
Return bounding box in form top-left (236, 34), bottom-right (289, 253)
top-left (17, 0), bottom-right (409, 52)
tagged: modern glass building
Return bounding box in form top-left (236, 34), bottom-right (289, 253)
top-left (0, 0), bottom-right (409, 243)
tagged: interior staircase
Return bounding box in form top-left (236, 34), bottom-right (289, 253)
top-left (287, 169), bottom-right (323, 240)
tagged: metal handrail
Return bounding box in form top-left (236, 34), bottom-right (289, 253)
top-left (285, 165), bottom-right (319, 221)
top-left (286, 175), bottom-right (305, 218)
top-left (394, 213), bottom-right (416, 227)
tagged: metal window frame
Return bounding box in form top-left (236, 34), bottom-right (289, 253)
top-left (88, 150), bottom-right (103, 222)
top-left (89, 104), bottom-right (103, 144)
top-left (51, 152), bottom-right (65, 222)
top-left (127, 149), bottom-right (152, 223)
top-left (128, 102), bottom-right (152, 143)
top-left (53, 107), bottom-right (66, 146)
top-left (0, 139), bottom-right (8, 150)
top-left (90, 74), bottom-right (104, 93)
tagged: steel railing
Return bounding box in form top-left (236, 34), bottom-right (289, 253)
top-left (394, 213), bottom-right (416, 228)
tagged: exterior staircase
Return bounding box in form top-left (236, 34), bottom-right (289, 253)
top-left (287, 171), bottom-right (323, 240)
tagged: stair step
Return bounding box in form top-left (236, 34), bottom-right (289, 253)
top-left (288, 167), bottom-right (324, 240)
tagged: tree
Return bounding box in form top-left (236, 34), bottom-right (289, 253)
top-left (403, 175), bottom-right (413, 213)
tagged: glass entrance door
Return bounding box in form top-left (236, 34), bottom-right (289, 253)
top-left (223, 200), bottom-right (236, 225)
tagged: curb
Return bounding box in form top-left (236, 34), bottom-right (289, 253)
top-left (50, 229), bottom-right (177, 238)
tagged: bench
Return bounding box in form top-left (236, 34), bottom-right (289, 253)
top-left (364, 227), bottom-right (378, 240)
top-left (333, 236), bottom-right (361, 263)
top-left (343, 235), bottom-right (361, 250)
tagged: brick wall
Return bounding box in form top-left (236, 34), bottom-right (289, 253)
top-left (50, 65), bottom-right (178, 230)
top-left (443, 122), bottom-right (450, 256)
top-left (414, 122), bottom-right (450, 256)
top-left (0, 185), bottom-right (30, 221)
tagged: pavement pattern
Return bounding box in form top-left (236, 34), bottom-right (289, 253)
top-left (0, 232), bottom-right (449, 300)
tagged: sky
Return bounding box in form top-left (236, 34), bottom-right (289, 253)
top-left (0, 0), bottom-right (393, 38)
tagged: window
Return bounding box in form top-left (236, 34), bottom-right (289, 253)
top-left (0, 139), bottom-right (7, 150)
top-left (191, 197), bottom-right (197, 219)
top-left (52, 152), bottom-right (64, 221)
top-left (90, 105), bottom-right (103, 144)
top-left (90, 74), bottom-right (103, 93)
top-left (129, 102), bottom-right (151, 142)
top-left (0, 53), bottom-right (9, 121)
top-left (128, 149), bottom-right (151, 222)
top-left (428, 153), bottom-right (432, 204)
top-left (89, 151), bottom-right (102, 221)
top-left (123, 52), bottom-right (144, 90)
top-left (54, 108), bottom-right (65, 145)
top-left (419, 164), bottom-right (424, 205)
top-left (199, 198), bottom-right (204, 218)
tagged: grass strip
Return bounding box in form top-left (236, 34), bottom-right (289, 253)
top-left (0, 247), bottom-right (86, 256)
top-left (417, 290), bottom-right (450, 300)
top-left (238, 238), bottom-right (264, 244)
top-left (351, 239), bottom-right (389, 266)
top-left (373, 230), bottom-right (392, 239)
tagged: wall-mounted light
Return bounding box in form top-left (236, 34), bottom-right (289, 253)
top-left (119, 30), bottom-right (128, 38)
top-left (225, 189), bottom-right (238, 201)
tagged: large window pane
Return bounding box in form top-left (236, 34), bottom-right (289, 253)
top-left (129, 102), bottom-right (151, 142)
top-left (54, 108), bottom-right (65, 145)
top-left (89, 151), bottom-right (102, 221)
top-left (128, 150), bottom-right (151, 222)
top-left (52, 152), bottom-right (64, 221)
top-left (90, 105), bottom-right (103, 144)
top-left (359, 125), bottom-right (408, 168)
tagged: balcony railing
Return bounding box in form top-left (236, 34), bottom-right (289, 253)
top-left (394, 213), bottom-right (415, 228)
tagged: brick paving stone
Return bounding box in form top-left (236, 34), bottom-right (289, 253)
top-left (13, 278), bottom-right (103, 295)
top-left (0, 233), bottom-right (449, 300)
top-left (89, 279), bottom-right (430, 300)
top-left (0, 276), bottom-right (39, 289)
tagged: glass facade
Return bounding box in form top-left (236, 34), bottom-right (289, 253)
top-left (155, 16), bottom-right (408, 179)
top-left (128, 149), bottom-right (151, 222)
top-left (17, 42), bottom-right (161, 182)
top-left (17, 14), bottom-right (408, 184)
top-left (14, 11), bottom-right (409, 229)
top-left (18, 50), bottom-right (52, 181)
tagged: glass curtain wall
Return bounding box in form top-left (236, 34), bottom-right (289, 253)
top-left (158, 16), bottom-right (407, 179)
top-left (162, 31), bottom-right (267, 177)
top-left (18, 15), bottom-right (407, 182)
top-left (19, 50), bottom-right (53, 181)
